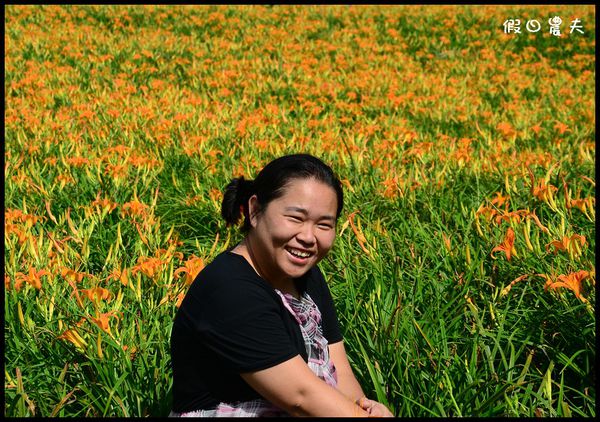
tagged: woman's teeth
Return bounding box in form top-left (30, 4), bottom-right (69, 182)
top-left (287, 248), bottom-right (311, 258)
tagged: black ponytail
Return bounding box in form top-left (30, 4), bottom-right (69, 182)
top-left (221, 154), bottom-right (344, 233)
top-left (221, 176), bottom-right (255, 230)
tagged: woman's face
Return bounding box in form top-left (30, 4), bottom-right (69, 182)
top-left (247, 177), bottom-right (338, 285)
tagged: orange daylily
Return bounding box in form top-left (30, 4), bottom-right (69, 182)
top-left (546, 234), bottom-right (586, 257)
top-left (89, 311), bottom-right (121, 335)
top-left (91, 194), bottom-right (117, 214)
top-left (553, 121), bottom-right (569, 135)
top-left (155, 248), bottom-right (184, 263)
top-left (105, 164), bottom-right (128, 179)
top-left (347, 211), bottom-right (371, 256)
top-left (475, 204), bottom-right (498, 222)
top-left (5, 223), bottom-right (29, 245)
top-left (532, 181), bottom-right (558, 203)
top-left (528, 164), bottom-right (560, 204)
top-left (57, 326), bottom-right (87, 350)
top-left (107, 267), bottom-right (130, 286)
top-left (491, 227), bottom-right (516, 261)
top-left (131, 256), bottom-right (168, 279)
top-left (568, 196), bottom-right (595, 214)
top-left (381, 175), bottom-right (401, 199)
top-left (106, 144), bottom-right (130, 155)
top-left (496, 121), bottom-right (516, 137)
top-left (490, 192), bottom-right (510, 208)
top-left (61, 267), bottom-right (90, 284)
top-left (543, 270), bottom-right (590, 303)
top-left (531, 124), bottom-right (542, 135)
top-left (121, 200), bottom-right (149, 219)
top-left (5, 208), bottom-right (42, 226)
top-left (175, 292), bottom-right (186, 308)
top-left (174, 255), bottom-right (205, 285)
top-left (526, 210), bottom-right (550, 234)
top-left (14, 267), bottom-right (49, 291)
top-left (65, 156), bottom-right (90, 167)
top-left (494, 209), bottom-right (529, 225)
top-left (500, 274), bottom-right (530, 296)
top-left (80, 287), bottom-right (113, 302)
top-left (441, 233), bottom-right (452, 253)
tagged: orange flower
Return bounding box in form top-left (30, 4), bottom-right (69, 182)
top-left (131, 256), bottom-right (167, 278)
top-left (105, 164), bottom-right (128, 179)
top-left (347, 211), bottom-right (371, 256)
top-left (57, 328), bottom-right (87, 350)
top-left (65, 156), bottom-right (90, 167)
top-left (106, 144), bottom-right (130, 155)
top-left (491, 227), bottom-right (516, 261)
top-left (5, 208), bottom-right (42, 226)
top-left (543, 270), bottom-right (590, 303)
top-left (14, 267), bottom-right (49, 290)
top-left (500, 274), bottom-right (530, 296)
top-left (528, 164), bottom-right (559, 205)
top-left (494, 209), bottom-right (529, 225)
top-left (490, 192), bottom-right (510, 208)
top-left (546, 234), bottom-right (586, 257)
top-left (174, 255), bottom-right (205, 285)
top-left (526, 210), bottom-right (550, 234)
top-left (5, 208), bottom-right (25, 223)
top-left (553, 121), bottom-right (569, 135)
top-left (475, 204), bottom-right (498, 222)
top-left (496, 121), bottom-right (516, 138)
top-left (121, 200), bottom-right (148, 219)
top-left (107, 267), bottom-right (129, 286)
top-left (381, 175), bottom-right (400, 199)
top-left (5, 223), bottom-right (28, 245)
top-left (91, 194), bottom-right (117, 214)
top-left (532, 181), bottom-right (558, 203)
top-left (61, 267), bottom-right (90, 284)
top-left (175, 292), bottom-right (185, 308)
top-left (89, 311), bottom-right (121, 335)
top-left (158, 248), bottom-right (183, 262)
top-left (531, 124), bottom-right (542, 135)
top-left (568, 196), bottom-right (594, 214)
top-left (441, 233), bottom-right (452, 253)
top-left (80, 287), bottom-right (113, 302)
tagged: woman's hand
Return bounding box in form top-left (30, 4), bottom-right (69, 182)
top-left (357, 397), bottom-right (395, 417)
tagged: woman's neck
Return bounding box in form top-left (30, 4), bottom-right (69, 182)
top-left (231, 238), bottom-right (300, 299)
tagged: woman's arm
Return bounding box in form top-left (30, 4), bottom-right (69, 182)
top-left (328, 340), bottom-right (365, 402)
top-left (240, 355), bottom-right (369, 417)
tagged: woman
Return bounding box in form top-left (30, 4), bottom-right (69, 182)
top-left (169, 154), bottom-right (393, 417)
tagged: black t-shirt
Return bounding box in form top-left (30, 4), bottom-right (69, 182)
top-left (170, 250), bottom-right (343, 413)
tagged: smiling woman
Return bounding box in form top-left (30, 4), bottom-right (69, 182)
top-left (169, 153), bottom-right (394, 417)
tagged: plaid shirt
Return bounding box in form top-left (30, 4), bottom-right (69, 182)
top-left (169, 291), bottom-right (338, 417)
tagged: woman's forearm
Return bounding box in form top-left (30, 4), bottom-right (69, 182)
top-left (328, 341), bottom-right (366, 402)
top-left (336, 370), bottom-right (366, 403)
top-left (241, 355), bottom-right (370, 417)
top-left (288, 375), bottom-right (370, 417)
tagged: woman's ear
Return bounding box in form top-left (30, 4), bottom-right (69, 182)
top-left (248, 195), bottom-right (260, 228)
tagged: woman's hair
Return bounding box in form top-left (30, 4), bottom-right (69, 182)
top-left (221, 153), bottom-right (344, 232)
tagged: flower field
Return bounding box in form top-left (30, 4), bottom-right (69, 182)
top-left (4, 5), bottom-right (595, 417)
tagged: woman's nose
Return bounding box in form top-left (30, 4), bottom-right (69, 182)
top-left (296, 223), bottom-right (317, 245)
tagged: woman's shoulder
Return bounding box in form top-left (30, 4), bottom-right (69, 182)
top-left (188, 250), bottom-right (276, 297)
top-left (176, 251), bottom-right (282, 323)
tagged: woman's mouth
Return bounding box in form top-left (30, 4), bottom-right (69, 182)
top-left (285, 247), bottom-right (314, 262)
